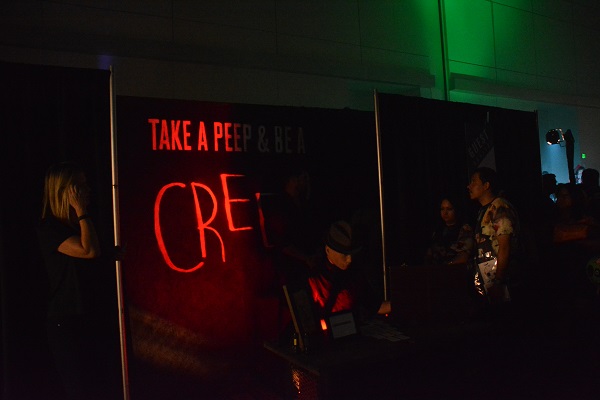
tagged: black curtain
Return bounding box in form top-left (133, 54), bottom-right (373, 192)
top-left (377, 93), bottom-right (540, 266)
top-left (0, 62), bottom-right (121, 399)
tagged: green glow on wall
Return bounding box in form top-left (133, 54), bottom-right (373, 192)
top-left (493, 4), bottom-right (536, 74)
top-left (444, 0), bottom-right (495, 68)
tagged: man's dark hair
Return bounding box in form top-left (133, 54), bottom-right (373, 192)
top-left (581, 168), bottom-right (599, 187)
top-left (542, 173), bottom-right (557, 196)
top-left (474, 167), bottom-right (498, 195)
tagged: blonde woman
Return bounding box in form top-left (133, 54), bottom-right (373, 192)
top-left (36, 161), bottom-right (105, 399)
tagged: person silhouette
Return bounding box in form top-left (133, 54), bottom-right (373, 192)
top-left (36, 161), bottom-right (116, 400)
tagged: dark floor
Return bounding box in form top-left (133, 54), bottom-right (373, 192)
top-left (8, 290), bottom-right (598, 400)
top-left (125, 292), bottom-right (600, 400)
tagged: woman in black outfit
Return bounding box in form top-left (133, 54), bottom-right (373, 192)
top-left (36, 162), bottom-right (109, 400)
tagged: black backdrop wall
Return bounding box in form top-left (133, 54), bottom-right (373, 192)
top-left (115, 96), bottom-right (380, 398)
top-left (377, 93), bottom-right (540, 267)
top-left (0, 62), bottom-right (121, 399)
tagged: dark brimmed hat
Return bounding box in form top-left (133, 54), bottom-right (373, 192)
top-left (325, 220), bottom-right (362, 255)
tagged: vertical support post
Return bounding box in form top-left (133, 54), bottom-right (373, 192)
top-left (438, 0), bottom-right (449, 101)
top-left (564, 129), bottom-right (575, 184)
top-left (373, 90), bottom-right (388, 301)
top-left (109, 66), bottom-right (130, 400)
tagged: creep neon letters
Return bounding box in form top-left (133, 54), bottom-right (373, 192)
top-left (154, 174), bottom-right (272, 273)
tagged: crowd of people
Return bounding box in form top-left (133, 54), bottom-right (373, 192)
top-left (539, 169), bottom-right (600, 306)
top-left (274, 164), bottom-right (600, 332)
top-left (424, 166), bottom-right (600, 315)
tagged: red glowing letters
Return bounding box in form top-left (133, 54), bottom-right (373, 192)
top-left (154, 174), bottom-right (255, 273)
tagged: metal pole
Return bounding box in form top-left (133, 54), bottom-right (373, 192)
top-left (564, 129), bottom-right (575, 184)
top-left (438, 0), bottom-right (449, 101)
top-left (109, 66), bottom-right (130, 400)
top-left (373, 90), bottom-right (388, 301)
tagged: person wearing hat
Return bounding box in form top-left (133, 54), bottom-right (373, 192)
top-left (307, 220), bottom-right (391, 319)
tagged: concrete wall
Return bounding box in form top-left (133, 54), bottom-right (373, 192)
top-left (2, 0), bottom-right (600, 178)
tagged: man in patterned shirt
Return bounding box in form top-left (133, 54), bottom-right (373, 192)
top-left (467, 167), bottom-right (520, 305)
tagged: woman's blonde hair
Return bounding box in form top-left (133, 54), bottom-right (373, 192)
top-left (42, 162), bottom-right (84, 226)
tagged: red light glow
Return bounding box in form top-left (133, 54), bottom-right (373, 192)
top-left (154, 182), bottom-right (204, 273)
top-left (220, 174), bottom-right (252, 232)
top-left (320, 319), bottom-right (328, 331)
top-left (152, 173), bottom-right (279, 273)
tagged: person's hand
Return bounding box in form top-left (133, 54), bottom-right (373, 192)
top-left (378, 300), bottom-right (392, 315)
top-left (68, 184), bottom-right (90, 215)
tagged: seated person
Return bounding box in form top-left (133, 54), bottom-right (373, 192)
top-left (307, 220), bottom-right (391, 321)
top-left (424, 196), bottom-right (474, 265)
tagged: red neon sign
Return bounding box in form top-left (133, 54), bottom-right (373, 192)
top-left (154, 174), bottom-right (261, 273)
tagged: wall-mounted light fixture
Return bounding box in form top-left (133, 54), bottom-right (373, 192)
top-left (546, 128), bottom-right (576, 183)
top-left (546, 128), bottom-right (564, 145)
